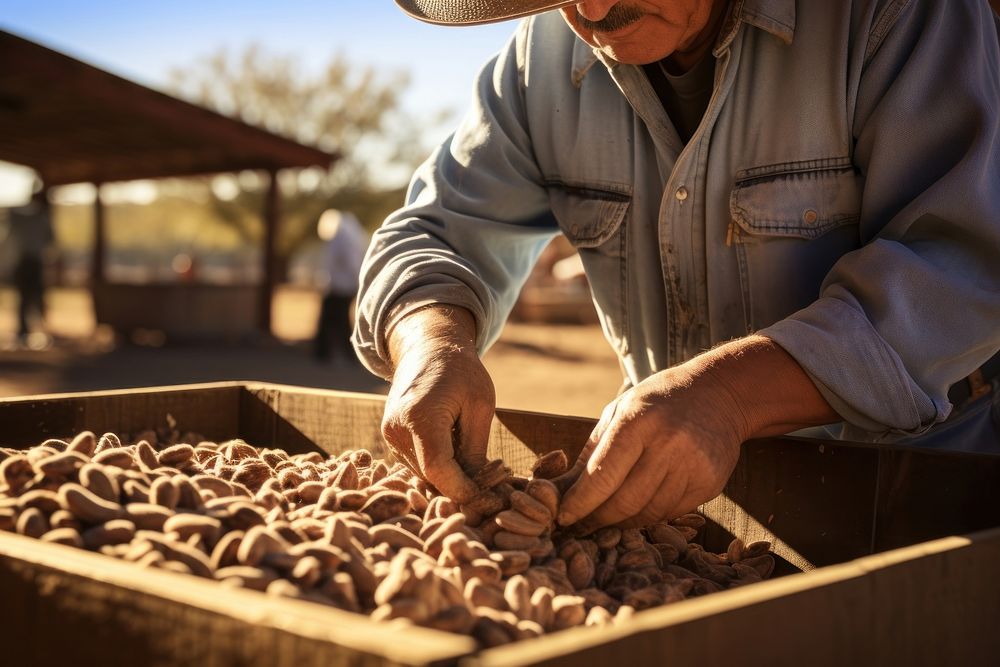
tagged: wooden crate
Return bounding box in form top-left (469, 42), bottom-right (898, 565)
top-left (1, 382), bottom-right (999, 666)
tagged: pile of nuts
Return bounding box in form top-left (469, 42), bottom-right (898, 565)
top-left (0, 430), bottom-right (775, 646)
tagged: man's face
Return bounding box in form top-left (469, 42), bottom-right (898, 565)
top-left (560, 0), bottom-right (718, 65)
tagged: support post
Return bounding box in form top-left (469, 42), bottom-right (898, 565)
top-left (258, 170), bottom-right (280, 335)
top-left (91, 183), bottom-right (105, 286)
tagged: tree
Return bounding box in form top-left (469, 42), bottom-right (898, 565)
top-left (166, 45), bottom-right (449, 256)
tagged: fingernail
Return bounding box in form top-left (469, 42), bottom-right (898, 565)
top-left (556, 511), bottom-right (572, 526)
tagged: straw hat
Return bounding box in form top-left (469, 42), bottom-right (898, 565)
top-left (394, 0), bottom-right (578, 25)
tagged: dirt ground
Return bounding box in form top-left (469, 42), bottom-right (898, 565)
top-left (0, 287), bottom-right (623, 419)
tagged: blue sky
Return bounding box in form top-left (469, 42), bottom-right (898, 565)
top-left (0, 0), bottom-right (519, 201)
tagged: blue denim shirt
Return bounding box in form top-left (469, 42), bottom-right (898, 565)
top-left (354, 0), bottom-right (1000, 443)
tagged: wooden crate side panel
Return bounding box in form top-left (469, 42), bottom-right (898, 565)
top-left (874, 447), bottom-right (1000, 552)
top-left (239, 385), bottom-right (389, 457)
top-left (863, 532), bottom-right (1000, 664)
top-left (469, 530), bottom-right (1000, 667)
top-left (488, 410), bottom-right (594, 475)
top-left (700, 437), bottom-right (879, 570)
top-left (0, 384), bottom-right (241, 447)
top-left (0, 532), bottom-right (474, 667)
top-left (237, 384), bottom-right (596, 474)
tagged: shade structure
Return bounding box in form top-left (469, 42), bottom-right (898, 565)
top-left (0, 30), bottom-right (334, 185)
top-left (0, 30), bottom-right (338, 336)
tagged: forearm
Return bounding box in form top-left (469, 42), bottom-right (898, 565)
top-left (687, 335), bottom-right (840, 441)
top-left (387, 305), bottom-right (478, 372)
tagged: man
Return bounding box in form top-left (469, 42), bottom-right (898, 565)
top-left (7, 187), bottom-right (53, 343)
top-left (354, 0), bottom-right (1000, 532)
top-left (313, 209), bottom-right (368, 363)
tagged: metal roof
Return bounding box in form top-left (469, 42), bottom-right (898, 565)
top-left (0, 30), bottom-right (335, 185)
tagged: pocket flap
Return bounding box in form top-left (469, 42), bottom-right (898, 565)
top-left (730, 159), bottom-right (861, 240)
top-left (547, 181), bottom-right (632, 248)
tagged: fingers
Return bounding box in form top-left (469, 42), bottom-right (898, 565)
top-left (381, 347), bottom-right (495, 504)
top-left (556, 422), bottom-right (641, 527)
top-left (389, 443), bottom-right (421, 477)
top-left (550, 440), bottom-right (592, 495)
top-left (592, 399), bottom-right (618, 442)
top-left (381, 413), bottom-right (421, 476)
top-left (384, 414), bottom-right (480, 504)
top-left (613, 473), bottom-right (689, 530)
top-left (412, 427), bottom-right (480, 504)
top-left (551, 399), bottom-right (617, 502)
top-left (572, 448), bottom-right (670, 533)
top-left (454, 395), bottom-right (494, 474)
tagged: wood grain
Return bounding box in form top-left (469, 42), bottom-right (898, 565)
top-left (3, 382), bottom-right (1000, 665)
top-left (469, 529), bottom-right (1000, 667)
top-left (0, 531), bottom-right (474, 667)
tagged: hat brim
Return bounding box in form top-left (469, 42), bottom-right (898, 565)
top-left (395, 0), bottom-right (578, 26)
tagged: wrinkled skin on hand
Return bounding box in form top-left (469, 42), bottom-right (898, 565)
top-left (556, 336), bottom-right (838, 532)
top-left (555, 362), bottom-right (746, 533)
top-left (382, 306), bottom-right (494, 503)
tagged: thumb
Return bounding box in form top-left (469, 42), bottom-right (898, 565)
top-left (550, 399), bottom-right (616, 493)
top-left (557, 430), bottom-right (640, 527)
top-left (454, 382), bottom-right (495, 475)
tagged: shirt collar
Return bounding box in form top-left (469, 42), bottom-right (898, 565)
top-left (569, 0), bottom-right (796, 86)
top-left (717, 0), bottom-right (796, 52)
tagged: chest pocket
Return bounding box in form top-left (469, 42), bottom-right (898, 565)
top-left (547, 180), bottom-right (632, 354)
top-left (728, 158), bottom-right (862, 332)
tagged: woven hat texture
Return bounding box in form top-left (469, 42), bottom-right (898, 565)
top-left (395, 0), bottom-right (577, 25)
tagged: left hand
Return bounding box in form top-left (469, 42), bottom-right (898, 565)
top-left (555, 361), bottom-right (747, 533)
top-left (555, 335), bottom-right (839, 532)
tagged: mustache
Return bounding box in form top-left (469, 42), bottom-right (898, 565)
top-left (575, 4), bottom-right (645, 33)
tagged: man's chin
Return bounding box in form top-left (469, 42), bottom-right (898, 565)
top-left (570, 23), bottom-right (677, 65)
top-left (593, 41), bottom-right (674, 66)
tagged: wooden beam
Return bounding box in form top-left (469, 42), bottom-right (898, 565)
top-left (37, 154), bottom-right (266, 187)
top-left (258, 170), bottom-right (280, 335)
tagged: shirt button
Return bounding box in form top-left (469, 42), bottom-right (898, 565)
top-left (803, 209), bottom-right (818, 224)
top-left (675, 186), bottom-right (688, 202)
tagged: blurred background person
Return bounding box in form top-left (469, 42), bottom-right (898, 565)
top-left (7, 186), bottom-right (54, 346)
top-left (314, 208), bottom-right (368, 363)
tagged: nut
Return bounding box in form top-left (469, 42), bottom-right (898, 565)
top-left (58, 483), bottom-right (125, 524)
top-left (124, 503), bottom-right (173, 531)
top-left (509, 490), bottom-right (551, 524)
top-left (16, 507), bottom-right (49, 538)
top-left (41, 527), bottom-right (84, 547)
top-left (93, 448), bottom-right (135, 470)
top-left (494, 510), bottom-right (546, 537)
top-left (361, 490), bottom-right (411, 524)
top-left (567, 550), bottom-right (596, 589)
top-left (36, 451), bottom-right (88, 478)
top-left (525, 478), bottom-right (560, 517)
top-left (79, 464), bottom-right (120, 503)
top-left (530, 451), bottom-right (569, 480)
top-left (149, 476), bottom-right (180, 509)
top-left (135, 441), bottom-right (160, 470)
top-left (82, 519), bottom-right (136, 549)
top-left (473, 460), bottom-right (510, 490)
top-left (3, 432), bottom-right (777, 647)
top-left (66, 431), bottom-right (97, 457)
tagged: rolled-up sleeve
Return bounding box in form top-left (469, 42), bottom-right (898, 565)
top-left (761, 0), bottom-right (1000, 435)
top-left (352, 22), bottom-right (559, 378)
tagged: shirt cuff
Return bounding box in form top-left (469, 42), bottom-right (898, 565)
top-left (759, 296), bottom-right (950, 437)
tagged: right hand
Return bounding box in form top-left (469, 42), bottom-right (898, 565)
top-left (381, 305), bottom-right (495, 503)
